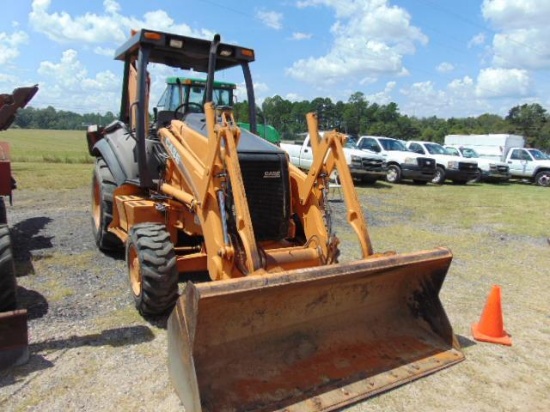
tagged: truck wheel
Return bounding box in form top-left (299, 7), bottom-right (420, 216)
top-left (471, 168), bottom-right (482, 183)
top-left (0, 197), bottom-right (6, 225)
top-left (126, 223), bottom-right (179, 316)
top-left (0, 224), bottom-right (17, 312)
top-left (386, 165), bottom-right (402, 183)
top-left (432, 166), bottom-right (446, 185)
top-left (92, 158), bottom-right (123, 251)
top-left (362, 177), bottom-right (377, 185)
top-left (534, 170), bottom-right (550, 187)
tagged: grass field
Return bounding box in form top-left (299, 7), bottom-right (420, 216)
top-left (2, 128), bottom-right (93, 190)
top-left (1, 129), bottom-right (91, 164)
top-left (4, 128), bottom-right (548, 234)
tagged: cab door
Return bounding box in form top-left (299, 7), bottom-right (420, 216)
top-left (507, 149), bottom-right (533, 177)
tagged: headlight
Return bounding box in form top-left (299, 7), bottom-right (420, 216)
top-left (351, 155), bottom-right (362, 163)
top-left (403, 157), bottom-right (417, 165)
top-left (447, 161), bottom-right (458, 169)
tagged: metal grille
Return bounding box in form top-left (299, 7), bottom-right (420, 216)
top-left (239, 153), bottom-right (290, 242)
top-left (417, 157), bottom-right (435, 169)
top-left (458, 162), bottom-right (477, 171)
top-left (361, 158), bottom-right (385, 171)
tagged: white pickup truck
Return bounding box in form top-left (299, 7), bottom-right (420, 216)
top-left (502, 147), bottom-right (550, 187)
top-left (280, 133), bottom-right (387, 183)
top-left (355, 136), bottom-right (436, 184)
top-left (443, 145), bottom-right (510, 183)
top-left (406, 140), bottom-right (478, 184)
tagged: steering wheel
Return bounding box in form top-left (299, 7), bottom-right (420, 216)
top-left (173, 102), bottom-right (203, 117)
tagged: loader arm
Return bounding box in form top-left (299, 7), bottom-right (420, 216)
top-left (299, 112), bottom-right (373, 257)
top-left (158, 104), bottom-right (263, 279)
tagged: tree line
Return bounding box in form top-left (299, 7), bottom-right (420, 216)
top-left (12, 94), bottom-right (550, 151)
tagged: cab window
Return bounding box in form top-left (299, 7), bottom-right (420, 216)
top-left (408, 143), bottom-right (424, 154)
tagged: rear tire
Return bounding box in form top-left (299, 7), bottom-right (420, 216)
top-left (386, 165), bottom-right (402, 183)
top-left (534, 170), bottom-right (550, 187)
top-left (126, 223), bottom-right (179, 316)
top-left (432, 166), bottom-right (446, 185)
top-left (0, 224), bottom-right (17, 312)
top-left (92, 158), bottom-right (123, 251)
top-left (0, 197), bottom-right (6, 225)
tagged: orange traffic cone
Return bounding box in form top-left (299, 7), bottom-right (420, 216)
top-left (471, 285), bottom-right (512, 346)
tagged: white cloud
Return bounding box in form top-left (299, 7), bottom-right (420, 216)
top-left (448, 76), bottom-right (475, 97)
top-left (491, 29), bottom-right (550, 69)
top-left (400, 81), bottom-right (447, 109)
top-left (291, 32), bottom-right (312, 40)
top-left (284, 93), bottom-right (303, 102)
top-left (286, 1), bottom-right (427, 85)
top-left (482, 0), bottom-right (550, 29)
top-left (482, 0), bottom-right (550, 69)
top-left (468, 32), bottom-right (486, 48)
top-left (399, 78), bottom-right (481, 118)
top-left (0, 73), bottom-right (19, 85)
top-left (36, 49), bottom-right (119, 112)
top-left (475, 67), bottom-right (531, 98)
top-left (93, 46), bottom-right (115, 57)
top-left (436, 62), bottom-right (455, 73)
top-left (29, 0), bottom-right (214, 45)
top-left (29, 0), bottom-right (124, 43)
top-left (256, 10), bottom-right (283, 30)
top-left (0, 30), bottom-right (29, 65)
top-left (103, 0), bottom-right (120, 14)
top-left (366, 81), bottom-right (396, 105)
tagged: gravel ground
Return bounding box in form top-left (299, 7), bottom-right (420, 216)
top-left (1, 184), bottom-right (549, 412)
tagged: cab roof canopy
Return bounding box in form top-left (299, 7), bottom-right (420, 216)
top-left (114, 29), bottom-right (255, 72)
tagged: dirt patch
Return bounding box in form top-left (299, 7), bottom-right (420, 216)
top-left (1, 185), bottom-right (549, 411)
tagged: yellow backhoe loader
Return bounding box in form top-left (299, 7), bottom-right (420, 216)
top-left (87, 29), bottom-right (464, 411)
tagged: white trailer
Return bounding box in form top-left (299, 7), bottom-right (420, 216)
top-left (444, 134), bottom-right (524, 161)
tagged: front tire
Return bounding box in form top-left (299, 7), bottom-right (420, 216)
top-left (0, 224), bottom-right (17, 312)
top-left (126, 223), bottom-right (179, 316)
top-left (386, 165), bottom-right (402, 183)
top-left (471, 168), bottom-right (482, 183)
top-left (534, 170), bottom-right (550, 187)
top-left (362, 177), bottom-right (377, 185)
top-left (92, 158), bottom-right (123, 251)
top-left (432, 166), bottom-right (446, 185)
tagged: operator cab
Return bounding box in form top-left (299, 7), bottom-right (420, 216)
top-left (155, 77), bottom-right (236, 127)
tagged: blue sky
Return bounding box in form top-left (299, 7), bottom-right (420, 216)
top-left (2, 0), bottom-right (549, 118)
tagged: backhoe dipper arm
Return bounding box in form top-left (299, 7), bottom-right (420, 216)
top-left (301, 112), bottom-right (373, 257)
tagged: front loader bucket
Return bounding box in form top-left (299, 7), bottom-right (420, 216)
top-left (168, 247), bottom-right (464, 412)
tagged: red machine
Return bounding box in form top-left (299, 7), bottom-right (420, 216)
top-left (0, 85), bottom-right (38, 369)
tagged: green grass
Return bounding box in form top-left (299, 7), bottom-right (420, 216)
top-left (359, 182), bottom-right (549, 238)
top-left (0, 128), bottom-right (93, 163)
top-left (0, 127), bottom-right (94, 189)
top-left (11, 162), bottom-right (93, 190)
